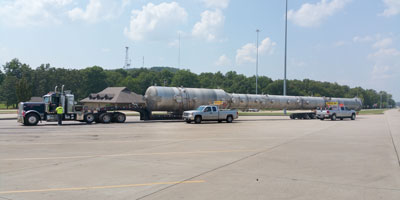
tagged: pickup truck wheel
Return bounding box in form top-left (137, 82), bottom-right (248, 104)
top-left (100, 113), bottom-right (112, 123)
top-left (194, 116), bottom-right (202, 124)
top-left (186, 120), bottom-right (191, 123)
top-left (320, 118), bottom-right (324, 121)
top-left (226, 115), bottom-right (233, 123)
top-left (351, 113), bottom-right (356, 120)
top-left (84, 113), bottom-right (95, 124)
top-left (218, 120), bottom-right (222, 123)
top-left (340, 118), bottom-right (343, 120)
top-left (331, 114), bottom-right (337, 121)
top-left (25, 113), bottom-right (39, 126)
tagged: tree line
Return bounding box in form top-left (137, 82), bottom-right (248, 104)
top-left (0, 58), bottom-right (396, 109)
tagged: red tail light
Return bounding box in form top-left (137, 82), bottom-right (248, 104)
top-left (22, 111), bottom-right (26, 117)
top-left (327, 111), bottom-right (330, 114)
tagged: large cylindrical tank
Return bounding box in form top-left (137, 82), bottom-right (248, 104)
top-left (144, 86), bottom-right (363, 112)
top-left (145, 86), bottom-right (230, 112)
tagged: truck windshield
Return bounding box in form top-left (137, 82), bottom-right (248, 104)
top-left (43, 96), bottom-right (50, 103)
top-left (197, 106), bottom-right (206, 111)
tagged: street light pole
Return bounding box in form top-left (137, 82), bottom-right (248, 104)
top-left (283, 0), bottom-right (288, 114)
top-left (256, 29), bottom-right (260, 95)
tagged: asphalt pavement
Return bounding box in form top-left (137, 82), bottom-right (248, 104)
top-left (0, 110), bottom-right (399, 200)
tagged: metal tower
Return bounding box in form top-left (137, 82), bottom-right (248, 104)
top-left (124, 46), bottom-right (131, 69)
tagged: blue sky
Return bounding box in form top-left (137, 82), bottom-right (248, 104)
top-left (0, 0), bottom-right (399, 100)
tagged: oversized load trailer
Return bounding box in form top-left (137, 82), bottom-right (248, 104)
top-left (143, 86), bottom-right (362, 119)
top-left (17, 85), bottom-right (362, 125)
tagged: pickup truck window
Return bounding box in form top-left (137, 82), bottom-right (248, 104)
top-left (341, 107), bottom-right (344, 111)
top-left (197, 106), bottom-right (206, 111)
top-left (212, 107), bottom-right (217, 112)
top-left (204, 107), bottom-right (211, 112)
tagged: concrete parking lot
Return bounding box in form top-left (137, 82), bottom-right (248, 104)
top-left (1, 110), bottom-right (400, 200)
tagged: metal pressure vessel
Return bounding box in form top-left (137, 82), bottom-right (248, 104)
top-left (145, 86), bottom-right (231, 112)
top-left (144, 86), bottom-right (363, 112)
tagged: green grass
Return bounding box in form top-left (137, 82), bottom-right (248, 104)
top-left (0, 103), bottom-right (8, 109)
top-left (358, 109), bottom-right (386, 115)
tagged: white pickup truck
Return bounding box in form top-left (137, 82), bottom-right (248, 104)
top-left (316, 106), bottom-right (356, 121)
top-left (183, 105), bottom-right (238, 124)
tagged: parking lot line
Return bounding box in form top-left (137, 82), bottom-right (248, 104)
top-left (0, 180), bottom-right (205, 194)
top-left (3, 149), bottom-right (260, 161)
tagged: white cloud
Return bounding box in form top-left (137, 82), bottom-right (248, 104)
top-left (202, 0), bottom-right (230, 9)
top-left (333, 40), bottom-right (346, 47)
top-left (372, 37), bottom-right (393, 48)
top-left (380, 0), bottom-right (400, 16)
top-left (369, 48), bottom-right (400, 80)
top-left (214, 54), bottom-right (231, 67)
top-left (353, 35), bottom-right (374, 43)
top-left (287, 0), bottom-right (351, 27)
top-left (192, 9), bottom-right (225, 41)
top-left (0, 0), bottom-right (73, 26)
top-left (369, 48), bottom-right (400, 58)
top-left (124, 2), bottom-right (187, 41)
top-left (68, 0), bottom-right (127, 23)
top-left (235, 37), bottom-right (276, 65)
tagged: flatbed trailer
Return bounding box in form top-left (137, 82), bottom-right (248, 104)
top-left (289, 112), bottom-right (317, 120)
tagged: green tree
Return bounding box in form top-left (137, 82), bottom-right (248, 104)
top-left (16, 77), bottom-right (32, 103)
top-left (0, 70), bottom-right (5, 85)
top-left (3, 58), bottom-right (32, 79)
top-left (171, 70), bottom-right (199, 88)
top-left (0, 76), bottom-right (18, 108)
top-left (81, 66), bottom-right (108, 96)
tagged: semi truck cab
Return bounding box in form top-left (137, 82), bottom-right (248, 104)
top-left (17, 86), bottom-right (86, 125)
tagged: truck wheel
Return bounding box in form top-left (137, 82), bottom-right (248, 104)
top-left (340, 118), bottom-right (343, 120)
top-left (331, 114), bottom-right (337, 121)
top-left (24, 113), bottom-right (39, 126)
top-left (351, 114), bottom-right (356, 120)
top-left (186, 120), bottom-right (192, 123)
top-left (226, 115), bottom-right (233, 123)
top-left (84, 113), bottom-right (95, 124)
top-left (100, 113), bottom-right (112, 123)
top-left (194, 116), bottom-right (202, 124)
top-left (320, 118), bottom-right (324, 121)
top-left (115, 113), bottom-right (126, 123)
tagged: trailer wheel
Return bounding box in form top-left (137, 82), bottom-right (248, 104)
top-left (24, 113), bottom-right (39, 126)
top-left (331, 114), bottom-right (337, 121)
top-left (194, 116), bottom-right (202, 124)
top-left (115, 113), bottom-right (126, 123)
top-left (226, 115), bottom-right (233, 123)
top-left (100, 113), bottom-right (112, 123)
top-left (340, 118), bottom-right (343, 120)
top-left (351, 113), bottom-right (356, 120)
top-left (320, 118), bottom-right (324, 121)
top-left (84, 113), bottom-right (95, 124)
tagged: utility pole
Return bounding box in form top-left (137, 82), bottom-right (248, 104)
top-left (387, 93), bottom-right (389, 108)
top-left (380, 92), bottom-right (383, 109)
top-left (142, 56), bottom-right (144, 68)
top-left (178, 33), bottom-right (181, 68)
top-left (256, 29), bottom-right (260, 95)
top-left (283, 0), bottom-right (288, 115)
